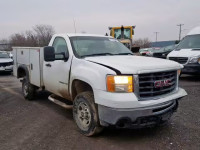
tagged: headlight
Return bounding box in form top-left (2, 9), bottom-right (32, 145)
top-left (106, 75), bottom-right (133, 93)
top-left (188, 57), bottom-right (199, 63)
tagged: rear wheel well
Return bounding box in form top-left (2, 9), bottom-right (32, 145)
top-left (17, 67), bottom-right (26, 78)
top-left (71, 80), bottom-right (93, 101)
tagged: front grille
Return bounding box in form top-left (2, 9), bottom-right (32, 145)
top-left (138, 71), bottom-right (177, 99)
top-left (0, 62), bottom-right (10, 67)
top-left (168, 57), bottom-right (188, 64)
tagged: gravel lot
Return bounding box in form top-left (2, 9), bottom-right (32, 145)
top-left (0, 73), bottom-right (199, 150)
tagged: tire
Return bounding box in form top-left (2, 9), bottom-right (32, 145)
top-left (73, 91), bottom-right (103, 136)
top-left (22, 77), bottom-right (36, 100)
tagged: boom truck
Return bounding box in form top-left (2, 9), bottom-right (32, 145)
top-left (13, 33), bottom-right (187, 136)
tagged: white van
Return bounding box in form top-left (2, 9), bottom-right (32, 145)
top-left (167, 26), bottom-right (200, 74)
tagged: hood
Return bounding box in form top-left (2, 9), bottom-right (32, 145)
top-left (168, 49), bottom-right (200, 58)
top-left (85, 56), bottom-right (182, 74)
top-left (0, 58), bottom-right (13, 63)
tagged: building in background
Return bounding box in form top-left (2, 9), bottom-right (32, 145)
top-left (151, 40), bottom-right (179, 48)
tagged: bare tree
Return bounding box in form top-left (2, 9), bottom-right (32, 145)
top-left (10, 33), bottom-right (27, 46)
top-left (33, 24), bottom-right (55, 46)
top-left (25, 30), bottom-right (38, 46)
top-left (9, 24), bottom-right (55, 47)
top-left (133, 38), bottom-right (151, 48)
top-left (0, 39), bottom-right (11, 51)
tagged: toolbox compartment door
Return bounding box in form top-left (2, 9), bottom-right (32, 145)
top-left (29, 49), bottom-right (41, 87)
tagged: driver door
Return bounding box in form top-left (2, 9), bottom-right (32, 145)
top-left (43, 37), bottom-right (71, 99)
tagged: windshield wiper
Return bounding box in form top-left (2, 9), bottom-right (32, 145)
top-left (81, 52), bottom-right (133, 58)
top-left (115, 53), bottom-right (133, 55)
top-left (81, 53), bottom-right (114, 58)
top-left (192, 48), bottom-right (200, 50)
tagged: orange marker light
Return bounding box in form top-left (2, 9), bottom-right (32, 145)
top-left (107, 75), bottom-right (133, 93)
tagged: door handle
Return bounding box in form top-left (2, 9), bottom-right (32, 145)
top-left (45, 63), bottom-right (51, 67)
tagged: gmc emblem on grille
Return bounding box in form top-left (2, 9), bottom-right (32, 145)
top-left (154, 79), bottom-right (172, 88)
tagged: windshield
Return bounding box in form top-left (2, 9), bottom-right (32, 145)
top-left (176, 34), bottom-right (200, 50)
top-left (70, 36), bottom-right (132, 57)
top-left (0, 52), bottom-right (9, 58)
top-left (164, 45), bottom-right (176, 51)
top-left (114, 28), bottom-right (131, 39)
top-left (157, 45), bottom-right (176, 52)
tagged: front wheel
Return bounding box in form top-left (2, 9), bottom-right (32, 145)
top-left (73, 91), bottom-right (103, 136)
top-left (22, 77), bottom-right (36, 100)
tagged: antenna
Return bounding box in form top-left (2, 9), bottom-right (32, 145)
top-left (73, 18), bottom-right (77, 34)
top-left (73, 18), bottom-right (79, 52)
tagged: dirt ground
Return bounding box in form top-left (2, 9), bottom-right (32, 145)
top-left (0, 73), bottom-right (199, 150)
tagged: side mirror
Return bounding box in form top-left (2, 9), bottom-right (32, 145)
top-left (44, 46), bottom-right (69, 62)
top-left (44, 46), bottom-right (55, 62)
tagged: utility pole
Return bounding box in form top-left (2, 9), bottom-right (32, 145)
top-left (177, 24), bottom-right (184, 41)
top-left (154, 32), bottom-right (159, 42)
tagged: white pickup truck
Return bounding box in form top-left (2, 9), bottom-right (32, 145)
top-left (13, 34), bottom-right (187, 136)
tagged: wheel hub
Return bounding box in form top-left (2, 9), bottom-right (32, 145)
top-left (76, 102), bottom-right (91, 130)
top-left (23, 84), bottom-right (28, 96)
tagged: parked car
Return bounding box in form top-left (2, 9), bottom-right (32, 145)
top-left (151, 45), bottom-right (177, 59)
top-left (0, 51), bottom-right (13, 73)
top-left (168, 26), bottom-right (200, 75)
top-left (13, 34), bottom-right (187, 136)
top-left (139, 48), bottom-right (149, 56)
top-left (139, 48), bottom-right (154, 56)
top-left (146, 47), bottom-right (160, 57)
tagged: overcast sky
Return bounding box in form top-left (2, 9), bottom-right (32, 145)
top-left (0, 0), bottom-right (200, 41)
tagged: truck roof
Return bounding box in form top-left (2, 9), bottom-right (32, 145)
top-left (54, 33), bottom-right (112, 38)
top-left (187, 26), bottom-right (200, 36)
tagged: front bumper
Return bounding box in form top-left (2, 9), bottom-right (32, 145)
top-left (94, 88), bottom-right (187, 109)
top-left (98, 100), bottom-right (178, 128)
top-left (182, 63), bottom-right (200, 74)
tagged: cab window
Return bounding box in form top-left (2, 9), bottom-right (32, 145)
top-left (53, 37), bottom-right (69, 59)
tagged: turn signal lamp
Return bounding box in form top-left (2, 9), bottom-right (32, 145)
top-left (107, 75), bottom-right (133, 93)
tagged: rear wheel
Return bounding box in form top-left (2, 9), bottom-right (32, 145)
top-left (22, 77), bottom-right (36, 100)
top-left (73, 91), bottom-right (103, 136)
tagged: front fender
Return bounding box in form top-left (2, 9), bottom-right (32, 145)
top-left (69, 58), bottom-right (116, 94)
